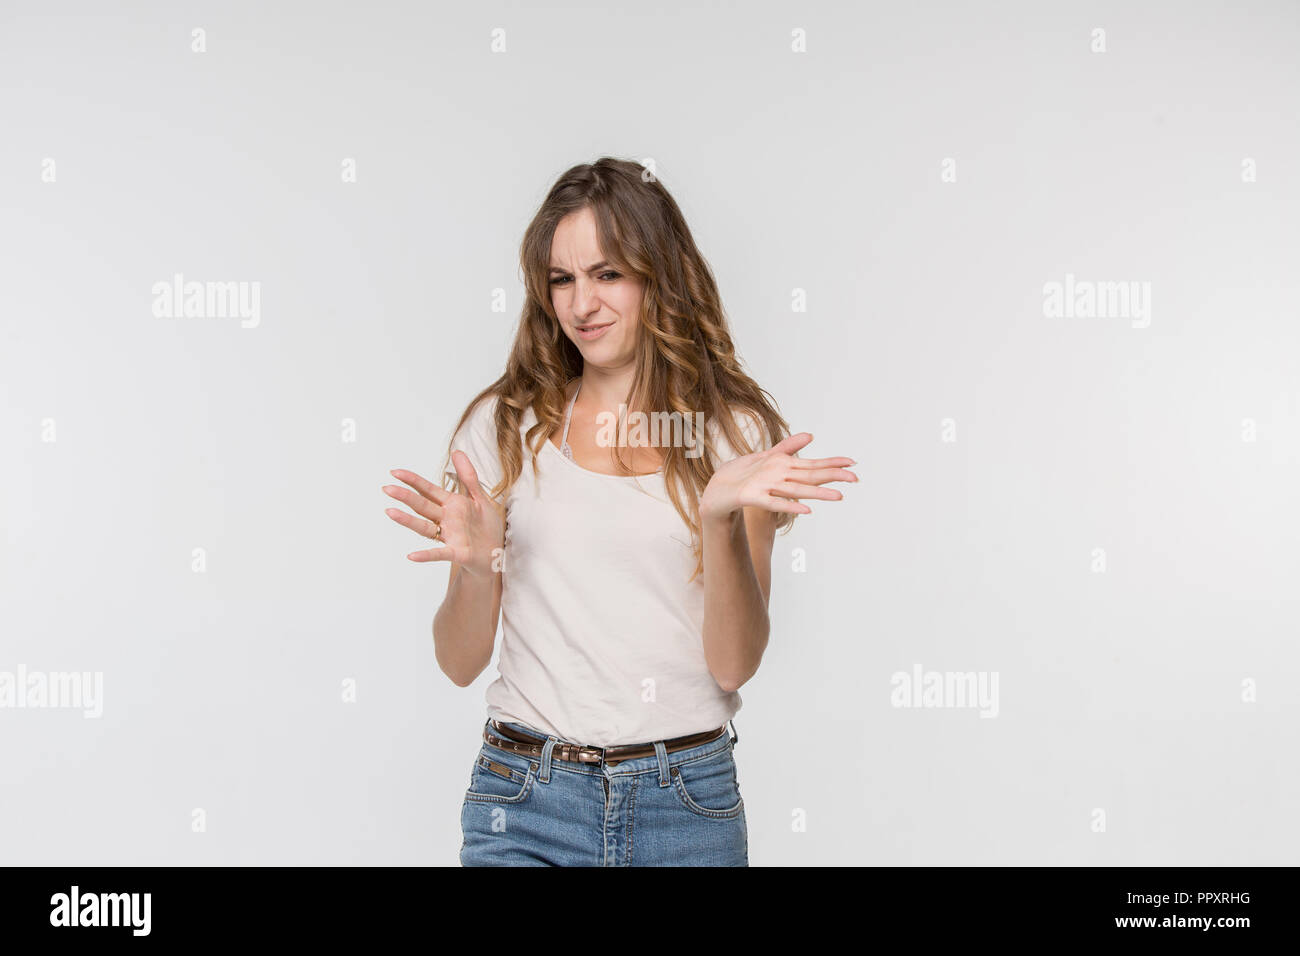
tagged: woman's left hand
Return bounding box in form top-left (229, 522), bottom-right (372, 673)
top-left (699, 432), bottom-right (858, 522)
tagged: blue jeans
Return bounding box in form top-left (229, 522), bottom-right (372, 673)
top-left (459, 717), bottom-right (748, 866)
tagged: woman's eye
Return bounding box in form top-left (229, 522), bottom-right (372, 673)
top-left (549, 272), bottom-right (621, 286)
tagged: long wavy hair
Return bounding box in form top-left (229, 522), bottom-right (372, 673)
top-left (441, 157), bottom-right (796, 582)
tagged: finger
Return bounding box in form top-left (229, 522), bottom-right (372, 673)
top-left (768, 480), bottom-right (844, 501)
top-left (450, 451), bottom-right (485, 504)
top-left (758, 495), bottom-right (812, 515)
top-left (772, 432), bottom-right (815, 454)
top-left (384, 506), bottom-right (443, 540)
top-left (389, 468), bottom-right (450, 506)
top-left (788, 456), bottom-right (856, 469)
top-left (781, 466), bottom-right (858, 485)
top-left (405, 546), bottom-right (459, 563)
top-left (382, 484), bottom-right (445, 523)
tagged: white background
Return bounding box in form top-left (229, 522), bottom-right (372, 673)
top-left (1, 0), bottom-right (1296, 865)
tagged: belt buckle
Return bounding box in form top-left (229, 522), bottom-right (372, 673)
top-left (577, 744), bottom-right (605, 764)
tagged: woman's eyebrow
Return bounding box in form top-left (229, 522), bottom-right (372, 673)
top-left (549, 260), bottom-right (609, 273)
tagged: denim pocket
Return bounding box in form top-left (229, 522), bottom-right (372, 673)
top-left (464, 745), bottom-right (538, 804)
top-left (670, 746), bottom-right (744, 819)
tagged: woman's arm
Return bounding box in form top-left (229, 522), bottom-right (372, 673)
top-left (698, 431), bottom-right (857, 691)
top-left (701, 506), bottom-right (779, 692)
top-left (431, 470), bottom-right (507, 687)
top-left (385, 457), bottom-right (506, 688)
top-left (434, 557), bottom-right (503, 687)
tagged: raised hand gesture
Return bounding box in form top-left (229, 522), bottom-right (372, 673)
top-left (382, 451), bottom-right (506, 580)
top-left (699, 433), bottom-right (857, 522)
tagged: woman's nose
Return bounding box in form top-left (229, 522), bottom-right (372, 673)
top-left (572, 278), bottom-right (600, 316)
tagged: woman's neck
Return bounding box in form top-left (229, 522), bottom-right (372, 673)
top-left (574, 367), bottom-right (639, 416)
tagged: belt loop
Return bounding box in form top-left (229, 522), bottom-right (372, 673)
top-left (727, 719), bottom-right (739, 747)
top-left (654, 740), bottom-right (671, 787)
top-left (539, 735), bottom-right (557, 783)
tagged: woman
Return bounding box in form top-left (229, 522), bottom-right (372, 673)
top-left (383, 157), bottom-right (856, 866)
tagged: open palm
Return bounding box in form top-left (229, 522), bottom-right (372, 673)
top-left (382, 451), bottom-right (505, 579)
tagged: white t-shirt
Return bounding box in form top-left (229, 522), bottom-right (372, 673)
top-left (443, 393), bottom-right (769, 747)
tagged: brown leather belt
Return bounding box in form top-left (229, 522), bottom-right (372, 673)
top-left (485, 718), bottom-right (728, 767)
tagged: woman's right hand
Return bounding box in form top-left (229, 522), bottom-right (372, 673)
top-left (382, 452), bottom-right (505, 580)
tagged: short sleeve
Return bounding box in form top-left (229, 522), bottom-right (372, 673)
top-left (710, 408), bottom-right (771, 466)
top-left (444, 396), bottom-right (505, 499)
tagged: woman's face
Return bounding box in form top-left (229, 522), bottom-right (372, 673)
top-left (548, 206), bottom-right (644, 369)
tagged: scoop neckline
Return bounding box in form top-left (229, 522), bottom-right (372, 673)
top-left (542, 435), bottom-right (665, 481)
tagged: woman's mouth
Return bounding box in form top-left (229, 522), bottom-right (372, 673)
top-left (576, 322), bottom-right (613, 341)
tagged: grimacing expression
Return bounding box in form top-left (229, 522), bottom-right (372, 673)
top-left (548, 207), bottom-right (644, 366)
